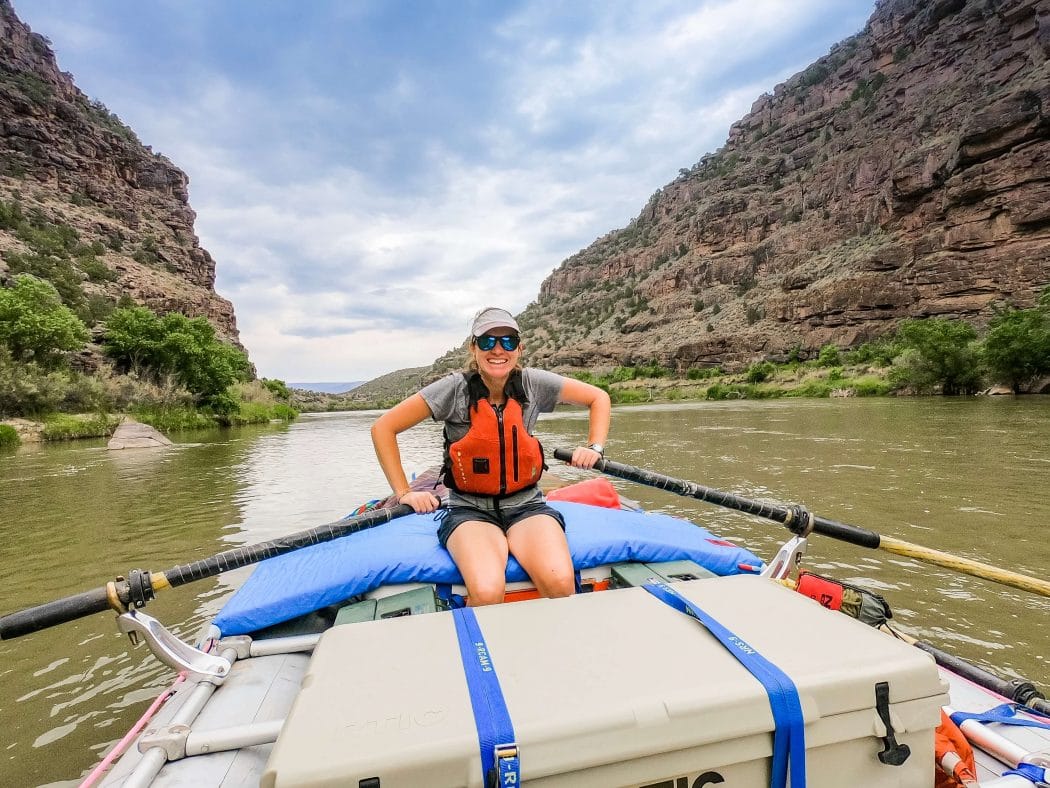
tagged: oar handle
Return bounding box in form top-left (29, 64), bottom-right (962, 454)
top-left (0, 503), bottom-right (419, 640)
top-left (0, 586), bottom-right (112, 640)
top-left (552, 448), bottom-right (881, 549)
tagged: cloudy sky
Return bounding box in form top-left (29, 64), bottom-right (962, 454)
top-left (14, 0), bottom-right (875, 383)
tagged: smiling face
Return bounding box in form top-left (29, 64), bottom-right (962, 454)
top-left (471, 328), bottom-right (522, 384)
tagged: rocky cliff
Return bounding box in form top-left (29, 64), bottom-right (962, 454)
top-left (519, 0), bottom-right (1050, 373)
top-left (0, 0), bottom-right (240, 354)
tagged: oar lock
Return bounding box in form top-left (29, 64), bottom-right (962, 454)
top-left (105, 569), bottom-right (156, 614)
top-left (783, 504), bottom-right (816, 538)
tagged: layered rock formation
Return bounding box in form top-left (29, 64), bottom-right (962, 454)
top-left (520, 0), bottom-right (1050, 372)
top-left (0, 0), bottom-right (240, 348)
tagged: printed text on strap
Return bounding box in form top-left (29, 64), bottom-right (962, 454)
top-left (643, 580), bottom-right (807, 788)
top-left (451, 607), bottom-right (520, 787)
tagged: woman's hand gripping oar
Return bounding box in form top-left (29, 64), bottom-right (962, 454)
top-left (0, 503), bottom-right (427, 640)
top-left (552, 449), bottom-right (1050, 599)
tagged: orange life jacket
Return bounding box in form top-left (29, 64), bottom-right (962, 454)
top-left (446, 396), bottom-right (544, 496)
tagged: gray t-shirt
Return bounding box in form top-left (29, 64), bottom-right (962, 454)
top-left (419, 368), bottom-right (566, 441)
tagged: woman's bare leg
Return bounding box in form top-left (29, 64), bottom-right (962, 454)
top-left (446, 520), bottom-right (510, 606)
top-left (507, 515), bottom-right (575, 598)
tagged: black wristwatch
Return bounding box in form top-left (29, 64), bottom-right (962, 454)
top-left (587, 443), bottom-right (604, 456)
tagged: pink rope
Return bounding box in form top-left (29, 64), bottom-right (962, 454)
top-left (77, 673), bottom-right (186, 788)
top-left (77, 638), bottom-right (217, 787)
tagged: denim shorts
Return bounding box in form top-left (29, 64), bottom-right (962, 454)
top-left (437, 492), bottom-right (567, 548)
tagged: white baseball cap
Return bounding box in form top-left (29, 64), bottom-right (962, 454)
top-left (470, 307), bottom-right (520, 337)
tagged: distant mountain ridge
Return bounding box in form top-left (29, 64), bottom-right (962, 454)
top-left (289, 381), bottom-right (364, 394)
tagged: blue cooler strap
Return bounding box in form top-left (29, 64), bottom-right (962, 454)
top-left (436, 583), bottom-right (466, 609)
top-left (644, 580), bottom-right (806, 788)
top-left (950, 703), bottom-right (1050, 730)
top-left (452, 607), bottom-right (520, 788)
top-left (1004, 762), bottom-right (1049, 784)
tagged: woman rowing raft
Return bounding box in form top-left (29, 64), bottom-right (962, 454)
top-left (371, 306), bottom-right (611, 605)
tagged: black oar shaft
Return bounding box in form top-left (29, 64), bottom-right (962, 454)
top-left (559, 450), bottom-right (1050, 598)
top-left (914, 640), bottom-right (1050, 716)
top-left (553, 449), bottom-right (880, 549)
top-left (0, 504), bottom-right (415, 640)
top-left (159, 504), bottom-right (414, 589)
top-left (0, 587), bottom-right (113, 640)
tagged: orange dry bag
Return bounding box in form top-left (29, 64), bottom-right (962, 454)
top-left (934, 709), bottom-right (978, 788)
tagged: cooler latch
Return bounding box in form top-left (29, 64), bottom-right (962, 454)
top-left (874, 681), bottom-right (911, 765)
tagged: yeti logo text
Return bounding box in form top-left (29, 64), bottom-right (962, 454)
top-left (640, 772), bottom-right (725, 788)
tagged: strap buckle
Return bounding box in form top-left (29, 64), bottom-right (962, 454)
top-left (493, 742), bottom-right (520, 786)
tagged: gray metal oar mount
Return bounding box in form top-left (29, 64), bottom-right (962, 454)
top-left (113, 613), bottom-right (322, 785)
top-left (117, 609), bottom-right (230, 681)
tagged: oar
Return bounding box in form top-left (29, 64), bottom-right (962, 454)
top-left (552, 449), bottom-right (1050, 599)
top-left (0, 503), bottom-right (421, 640)
top-left (883, 627), bottom-right (1050, 717)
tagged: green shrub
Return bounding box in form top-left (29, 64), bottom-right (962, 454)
top-left (16, 217), bottom-right (74, 250)
top-left (849, 377), bottom-right (892, 397)
top-left (745, 361), bottom-right (776, 383)
top-left (0, 348), bottom-right (109, 417)
top-left (817, 344), bottom-right (841, 366)
top-left (845, 340), bottom-right (898, 367)
top-left (130, 405), bottom-right (216, 432)
top-left (41, 413), bottom-right (121, 440)
top-left (78, 255), bottom-right (119, 282)
top-left (104, 306), bottom-right (251, 407)
top-left (785, 379), bottom-right (836, 398)
top-left (607, 366), bottom-right (638, 383)
top-left (0, 199), bottom-right (25, 230)
top-left (0, 424), bottom-right (19, 448)
top-left (226, 401), bottom-right (274, 425)
top-left (609, 388), bottom-right (649, 404)
top-left (634, 363), bottom-right (669, 378)
top-left (982, 295), bottom-right (1050, 392)
top-left (261, 378), bottom-right (292, 400)
top-left (6, 251), bottom-right (85, 311)
top-left (0, 275), bottom-right (90, 367)
top-left (890, 318), bottom-right (983, 395)
top-left (705, 383), bottom-right (749, 400)
top-left (272, 403), bottom-right (299, 420)
top-left (221, 399), bottom-right (298, 425)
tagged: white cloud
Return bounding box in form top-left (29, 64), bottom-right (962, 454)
top-left (13, 0), bottom-right (876, 381)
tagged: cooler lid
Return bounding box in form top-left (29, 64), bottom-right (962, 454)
top-left (264, 576), bottom-right (944, 786)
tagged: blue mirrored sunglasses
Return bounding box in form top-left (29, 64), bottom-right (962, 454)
top-left (475, 334), bottom-right (520, 352)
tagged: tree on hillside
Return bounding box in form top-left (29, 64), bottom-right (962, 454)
top-left (982, 290), bottom-right (1050, 393)
top-left (889, 318), bottom-right (983, 395)
top-left (0, 274), bottom-right (89, 367)
top-left (104, 306), bottom-right (251, 409)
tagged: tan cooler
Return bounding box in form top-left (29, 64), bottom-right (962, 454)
top-left (262, 575), bottom-right (947, 787)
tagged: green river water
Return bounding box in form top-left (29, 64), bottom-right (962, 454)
top-left (1, 397), bottom-right (1048, 786)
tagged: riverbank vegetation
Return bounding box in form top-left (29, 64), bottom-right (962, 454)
top-left (294, 289), bottom-right (1050, 412)
top-left (0, 423), bottom-right (17, 448)
top-left (575, 289), bottom-right (1050, 404)
top-left (0, 273), bottom-right (298, 440)
top-left (3, 258), bottom-right (1048, 430)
